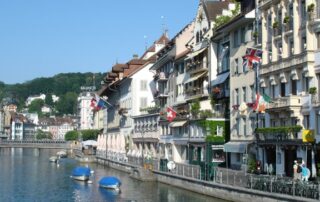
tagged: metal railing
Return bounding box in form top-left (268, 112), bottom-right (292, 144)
top-left (213, 167), bottom-right (320, 200)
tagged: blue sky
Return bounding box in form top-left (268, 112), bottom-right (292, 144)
top-left (0, 0), bottom-right (198, 84)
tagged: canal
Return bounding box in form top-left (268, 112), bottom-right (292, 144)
top-left (0, 148), bottom-right (226, 202)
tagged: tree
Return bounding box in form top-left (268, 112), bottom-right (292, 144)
top-left (80, 129), bottom-right (100, 141)
top-left (55, 92), bottom-right (78, 115)
top-left (36, 129), bottom-right (52, 140)
top-left (45, 93), bottom-right (54, 106)
top-left (65, 130), bottom-right (79, 141)
top-left (28, 99), bottom-right (44, 114)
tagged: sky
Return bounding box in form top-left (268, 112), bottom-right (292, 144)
top-left (0, 0), bottom-right (198, 84)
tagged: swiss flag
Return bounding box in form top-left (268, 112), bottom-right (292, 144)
top-left (167, 107), bottom-right (176, 122)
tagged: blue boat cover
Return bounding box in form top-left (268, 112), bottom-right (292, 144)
top-left (99, 176), bottom-right (121, 186)
top-left (72, 166), bottom-right (91, 176)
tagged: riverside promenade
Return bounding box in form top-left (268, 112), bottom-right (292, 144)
top-left (95, 152), bottom-right (319, 202)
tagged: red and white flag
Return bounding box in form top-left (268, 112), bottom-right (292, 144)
top-left (166, 107), bottom-right (177, 122)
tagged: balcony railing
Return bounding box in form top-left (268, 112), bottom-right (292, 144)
top-left (132, 132), bottom-right (159, 140)
top-left (185, 87), bottom-right (208, 100)
top-left (255, 126), bottom-right (303, 144)
top-left (186, 61), bottom-right (208, 74)
top-left (267, 96), bottom-right (301, 110)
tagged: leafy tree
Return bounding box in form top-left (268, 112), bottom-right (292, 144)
top-left (36, 129), bottom-right (52, 140)
top-left (45, 93), bottom-right (54, 106)
top-left (55, 92), bottom-right (78, 115)
top-left (65, 130), bottom-right (79, 141)
top-left (80, 129), bottom-right (100, 141)
top-left (28, 99), bottom-right (44, 114)
top-left (191, 99), bottom-right (201, 117)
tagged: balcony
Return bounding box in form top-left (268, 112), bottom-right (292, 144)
top-left (185, 87), bottom-right (209, 101)
top-left (157, 72), bottom-right (168, 82)
top-left (132, 131), bottom-right (159, 141)
top-left (186, 61), bottom-right (208, 75)
top-left (255, 126), bottom-right (303, 145)
top-left (267, 96), bottom-right (302, 111)
top-left (260, 51), bottom-right (313, 75)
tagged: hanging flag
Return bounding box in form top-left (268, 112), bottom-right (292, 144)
top-left (243, 48), bottom-right (262, 69)
top-left (253, 93), bottom-right (272, 113)
top-left (166, 107), bottom-right (177, 122)
top-left (90, 97), bottom-right (97, 108)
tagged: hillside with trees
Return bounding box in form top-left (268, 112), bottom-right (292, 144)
top-left (0, 72), bottom-right (106, 115)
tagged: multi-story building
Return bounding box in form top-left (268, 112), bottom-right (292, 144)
top-left (0, 107), bottom-right (5, 139)
top-left (99, 34), bottom-right (168, 161)
top-left (217, 1), bottom-right (257, 170)
top-left (77, 92), bottom-right (94, 130)
top-left (257, 0), bottom-right (319, 177)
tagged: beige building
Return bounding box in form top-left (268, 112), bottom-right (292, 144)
top-left (258, 0), bottom-right (319, 177)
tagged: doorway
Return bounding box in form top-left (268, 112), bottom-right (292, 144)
top-left (285, 147), bottom-right (297, 177)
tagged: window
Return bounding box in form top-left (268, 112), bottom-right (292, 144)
top-left (268, 45), bottom-right (272, 63)
top-left (233, 30), bottom-right (239, 47)
top-left (235, 88), bottom-right (239, 105)
top-left (277, 42), bottom-right (282, 60)
top-left (240, 27), bottom-right (246, 43)
top-left (234, 58), bottom-right (239, 75)
top-left (140, 97), bottom-right (147, 108)
top-left (250, 85), bottom-right (255, 102)
top-left (140, 80), bottom-right (148, 91)
top-left (289, 38), bottom-right (294, 56)
top-left (250, 117), bottom-right (255, 134)
top-left (270, 84), bottom-right (276, 98)
top-left (301, 0), bottom-right (307, 24)
top-left (242, 87), bottom-right (247, 102)
top-left (236, 118), bottom-right (240, 135)
top-left (196, 32), bottom-right (200, 43)
top-left (242, 57), bottom-right (247, 73)
top-left (280, 82), bottom-right (286, 97)
top-left (317, 33), bottom-right (320, 49)
top-left (301, 35), bottom-right (307, 51)
top-left (303, 115), bottom-right (310, 129)
top-left (267, 15), bottom-right (272, 42)
top-left (304, 75), bottom-right (309, 92)
top-left (317, 114), bottom-right (320, 135)
top-left (243, 118), bottom-right (247, 136)
top-left (291, 79), bottom-right (297, 95)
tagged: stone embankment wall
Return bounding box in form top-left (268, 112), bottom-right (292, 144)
top-left (96, 158), bottom-right (317, 202)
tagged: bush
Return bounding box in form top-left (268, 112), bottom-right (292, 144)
top-left (309, 87), bottom-right (317, 95)
top-left (81, 129), bottom-right (100, 141)
top-left (65, 130), bottom-right (79, 141)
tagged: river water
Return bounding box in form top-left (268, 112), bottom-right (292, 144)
top-left (0, 148), bottom-right (226, 202)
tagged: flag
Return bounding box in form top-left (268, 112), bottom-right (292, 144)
top-left (253, 93), bottom-right (272, 113)
top-left (243, 48), bottom-right (262, 69)
top-left (91, 94), bottom-right (108, 111)
top-left (167, 107), bottom-right (177, 122)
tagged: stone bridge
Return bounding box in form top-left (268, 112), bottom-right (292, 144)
top-left (0, 140), bottom-right (70, 149)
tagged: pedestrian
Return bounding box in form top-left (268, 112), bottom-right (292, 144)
top-left (293, 160), bottom-right (299, 180)
top-left (301, 164), bottom-right (308, 182)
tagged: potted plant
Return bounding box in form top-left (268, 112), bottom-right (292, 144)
top-left (252, 31), bottom-right (258, 38)
top-left (308, 3), bottom-right (315, 13)
top-left (283, 16), bottom-right (290, 24)
top-left (309, 87), bottom-right (317, 95)
top-left (272, 21), bottom-right (279, 28)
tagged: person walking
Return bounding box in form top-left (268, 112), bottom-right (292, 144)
top-left (301, 164), bottom-right (309, 182)
top-left (293, 160), bottom-right (299, 180)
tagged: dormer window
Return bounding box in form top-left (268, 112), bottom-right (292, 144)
top-left (196, 32), bottom-right (200, 43)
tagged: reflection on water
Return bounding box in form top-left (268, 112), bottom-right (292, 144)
top-left (0, 148), bottom-right (226, 202)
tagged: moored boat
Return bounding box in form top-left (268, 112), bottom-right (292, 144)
top-left (57, 150), bottom-right (67, 158)
top-left (71, 166), bottom-right (91, 181)
top-left (99, 176), bottom-right (121, 190)
top-left (49, 156), bottom-right (58, 163)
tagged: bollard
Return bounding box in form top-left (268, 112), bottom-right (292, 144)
top-left (220, 171), bottom-right (222, 184)
top-left (293, 181), bottom-right (295, 196)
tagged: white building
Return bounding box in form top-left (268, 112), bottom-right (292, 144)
top-left (25, 94), bottom-right (59, 106)
top-left (78, 92), bottom-right (95, 130)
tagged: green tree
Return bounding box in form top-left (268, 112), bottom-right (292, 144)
top-left (45, 93), bottom-right (54, 106)
top-left (28, 99), bottom-right (44, 114)
top-left (36, 129), bottom-right (52, 140)
top-left (55, 92), bottom-right (78, 115)
top-left (65, 130), bottom-right (79, 141)
top-left (80, 129), bottom-right (100, 141)
top-left (191, 99), bottom-right (201, 117)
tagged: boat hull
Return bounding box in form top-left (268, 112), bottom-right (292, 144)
top-left (99, 184), bottom-right (120, 190)
top-left (71, 175), bottom-right (90, 181)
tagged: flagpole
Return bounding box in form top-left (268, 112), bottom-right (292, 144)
top-left (255, 61), bottom-right (260, 162)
